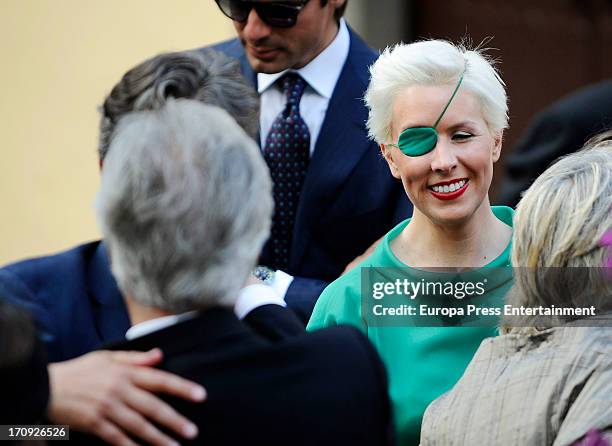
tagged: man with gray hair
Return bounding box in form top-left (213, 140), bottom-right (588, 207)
top-left (85, 99), bottom-right (393, 445)
top-left (97, 100), bottom-right (272, 316)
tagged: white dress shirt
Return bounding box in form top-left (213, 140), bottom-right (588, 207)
top-left (125, 310), bottom-right (199, 340)
top-left (125, 285), bottom-right (286, 340)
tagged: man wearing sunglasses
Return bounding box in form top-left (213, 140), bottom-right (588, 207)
top-left (210, 0), bottom-right (412, 323)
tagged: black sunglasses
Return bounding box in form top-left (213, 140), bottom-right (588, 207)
top-left (215, 0), bottom-right (309, 28)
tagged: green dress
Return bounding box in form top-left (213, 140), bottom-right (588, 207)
top-left (307, 206), bottom-right (514, 445)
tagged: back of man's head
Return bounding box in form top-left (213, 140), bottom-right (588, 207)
top-left (95, 100), bottom-right (272, 313)
top-left (98, 50), bottom-right (259, 163)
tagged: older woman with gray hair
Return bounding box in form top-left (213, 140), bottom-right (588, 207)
top-left (420, 133), bottom-right (612, 445)
top-left (308, 39), bottom-right (515, 444)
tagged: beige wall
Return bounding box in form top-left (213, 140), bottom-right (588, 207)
top-left (0, 1), bottom-right (234, 264)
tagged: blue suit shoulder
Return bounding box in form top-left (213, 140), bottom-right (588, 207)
top-left (343, 28), bottom-right (379, 83)
top-left (208, 37), bottom-right (245, 59)
top-left (3, 241), bottom-right (102, 293)
top-left (203, 27), bottom-right (379, 88)
top-left (1, 241), bottom-right (129, 361)
top-left (207, 27), bottom-right (378, 62)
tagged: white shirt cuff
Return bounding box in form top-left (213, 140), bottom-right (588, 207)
top-left (271, 270), bottom-right (294, 299)
top-left (234, 284), bottom-right (286, 319)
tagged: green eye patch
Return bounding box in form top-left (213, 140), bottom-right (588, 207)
top-left (389, 68), bottom-right (466, 157)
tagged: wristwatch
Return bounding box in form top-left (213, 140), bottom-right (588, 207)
top-left (251, 265), bottom-right (275, 285)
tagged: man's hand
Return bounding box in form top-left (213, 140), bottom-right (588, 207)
top-left (342, 236), bottom-right (383, 275)
top-left (47, 348), bottom-right (206, 446)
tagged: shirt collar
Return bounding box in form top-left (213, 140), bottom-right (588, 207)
top-left (125, 311), bottom-right (198, 340)
top-left (257, 18), bottom-right (350, 98)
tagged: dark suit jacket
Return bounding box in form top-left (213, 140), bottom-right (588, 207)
top-left (497, 79), bottom-right (612, 207)
top-left (210, 28), bottom-right (412, 319)
top-left (75, 305), bottom-right (395, 446)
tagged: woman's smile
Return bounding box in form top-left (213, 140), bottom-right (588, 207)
top-left (428, 178), bottom-right (469, 200)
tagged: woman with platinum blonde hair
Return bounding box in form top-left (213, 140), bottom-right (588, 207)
top-left (421, 134), bottom-right (612, 445)
top-left (308, 39), bottom-right (515, 444)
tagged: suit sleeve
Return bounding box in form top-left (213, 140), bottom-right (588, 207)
top-left (243, 304), bottom-right (306, 341)
top-left (0, 269), bottom-right (56, 349)
top-left (283, 277), bottom-right (330, 325)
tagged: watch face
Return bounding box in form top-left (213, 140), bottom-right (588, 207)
top-left (253, 266), bottom-right (275, 285)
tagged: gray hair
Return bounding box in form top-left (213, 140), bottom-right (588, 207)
top-left (99, 49), bottom-right (259, 162)
top-left (95, 100), bottom-right (272, 312)
top-left (365, 39), bottom-right (508, 145)
top-left (509, 133), bottom-right (612, 315)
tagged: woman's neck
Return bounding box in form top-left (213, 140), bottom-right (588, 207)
top-left (392, 201), bottom-right (511, 268)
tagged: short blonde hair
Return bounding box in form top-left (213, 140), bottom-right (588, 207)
top-left (511, 133), bottom-right (612, 312)
top-left (364, 39), bottom-right (508, 145)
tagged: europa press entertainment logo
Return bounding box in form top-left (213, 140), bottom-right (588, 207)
top-left (361, 267), bottom-right (514, 327)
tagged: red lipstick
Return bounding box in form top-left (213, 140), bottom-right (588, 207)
top-left (428, 179), bottom-right (469, 201)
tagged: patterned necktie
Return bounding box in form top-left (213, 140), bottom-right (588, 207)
top-left (263, 73), bottom-right (310, 270)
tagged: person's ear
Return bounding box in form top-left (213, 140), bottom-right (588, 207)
top-left (491, 130), bottom-right (503, 163)
top-left (380, 144), bottom-right (401, 179)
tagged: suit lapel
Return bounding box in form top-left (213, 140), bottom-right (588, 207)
top-left (290, 30), bottom-right (377, 268)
